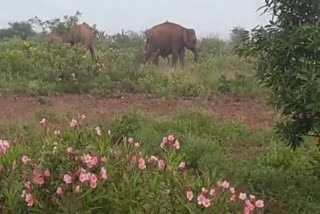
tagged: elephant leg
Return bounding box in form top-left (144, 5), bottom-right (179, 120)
top-left (146, 47), bottom-right (158, 64)
top-left (171, 50), bottom-right (179, 68)
top-left (89, 45), bottom-right (95, 60)
top-left (179, 48), bottom-right (185, 69)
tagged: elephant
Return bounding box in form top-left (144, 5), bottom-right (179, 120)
top-left (145, 21), bottom-right (198, 68)
top-left (44, 22), bottom-right (96, 60)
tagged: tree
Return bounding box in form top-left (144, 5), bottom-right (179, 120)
top-left (230, 26), bottom-right (247, 45)
top-left (0, 21), bottom-right (35, 40)
top-left (28, 11), bottom-right (82, 34)
top-left (237, 0), bottom-right (320, 150)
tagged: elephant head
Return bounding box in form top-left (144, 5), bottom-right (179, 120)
top-left (183, 28), bottom-right (198, 63)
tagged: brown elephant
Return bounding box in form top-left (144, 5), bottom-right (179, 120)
top-left (44, 22), bottom-right (96, 59)
top-left (145, 21), bottom-right (198, 68)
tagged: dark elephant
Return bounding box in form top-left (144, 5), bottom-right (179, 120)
top-left (44, 22), bottom-right (96, 60)
top-left (145, 21), bottom-right (198, 68)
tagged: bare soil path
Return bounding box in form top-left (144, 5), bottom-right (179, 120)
top-left (0, 93), bottom-right (274, 128)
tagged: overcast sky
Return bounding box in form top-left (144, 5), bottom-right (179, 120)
top-left (0, 0), bottom-right (270, 39)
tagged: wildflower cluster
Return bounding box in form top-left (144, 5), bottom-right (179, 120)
top-left (0, 116), bottom-right (266, 213)
top-left (185, 181), bottom-right (264, 213)
top-left (160, 135), bottom-right (180, 150)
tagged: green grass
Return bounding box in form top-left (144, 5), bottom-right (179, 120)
top-left (0, 38), bottom-right (266, 97)
top-left (0, 111), bottom-right (318, 213)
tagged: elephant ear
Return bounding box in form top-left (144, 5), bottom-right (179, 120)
top-left (183, 29), bottom-right (196, 48)
top-left (182, 30), bottom-right (189, 45)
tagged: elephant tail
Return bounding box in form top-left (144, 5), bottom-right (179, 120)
top-left (144, 36), bottom-right (149, 54)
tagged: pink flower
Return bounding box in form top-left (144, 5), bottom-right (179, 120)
top-left (168, 135), bottom-right (174, 142)
top-left (162, 137), bottom-right (168, 144)
top-left (100, 167), bottom-right (108, 181)
top-left (70, 118), bottom-right (79, 128)
top-left (0, 140), bottom-right (10, 154)
top-left (197, 194), bottom-right (206, 205)
top-left (25, 193), bottom-right (33, 207)
top-left (179, 162), bottom-right (186, 170)
top-left (79, 170), bottom-right (90, 183)
top-left (32, 170), bottom-right (44, 185)
top-left (56, 187), bottom-right (63, 195)
top-left (186, 191), bottom-right (193, 201)
top-left (255, 200), bottom-right (264, 208)
top-left (54, 130), bottom-right (61, 137)
top-left (239, 192), bottom-right (247, 200)
top-left (21, 155), bottom-right (31, 164)
top-left (24, 181), bottom-right (31, 190)
top-left (88, 156), bottom-right (99, 168)
top-left (67, 147), bottom-right (74, 154)
top-left (244, 207), bottom-right (251, 214)
top-left (209, 188), bottom-right (216, 196)
top-left (249, 195), bottom-right (256, 201)
top-left (201, 187), bottom-right (208, 195)
top-left (81, 154), bottom-right (99, 168)
top-left (128, 137), bottom-right (134, 144)
top-left (81, 114), bottom-right (86, 120)
top-left (245, 199), bottom-right (255, 211)
top-left (76, 185), bottom-right (81, 193)
top-left (173, 140), bottom-right (180, 149)
top-left (101, 156), bottom-right (107, 163)
top-left (157, 159), bottom-right (165, 170)
top-left (202, 198), bottom-right (211, 208)
top-left (197, 194), bottom-right (211, 207)
top-left (160, 137), bottom-right (167, 149)
top-left (90, 174), bottom-right (98, 189)
top-left (230, 187), bottom-right (235, 194)
top-left (222, 181), bottom-right (230, 189)
top-left (44, 169), bottom-right (51, 177)
top-left (230, 194), bottom-right (236, 201)
top-left (95, 126), bottom-right (102, 136)
top-left (138, 157), bottom-right (146, 170)
top-left (63, 174), bottom-right (72, 184)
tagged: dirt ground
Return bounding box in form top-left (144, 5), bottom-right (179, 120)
top-left (0, 93), bottom-right (274, 129)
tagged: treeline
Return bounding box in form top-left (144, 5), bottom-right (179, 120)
top-left (0, 11), bottom-right (247, 50)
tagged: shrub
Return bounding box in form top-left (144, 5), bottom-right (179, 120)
top-left (0, 116), bottom-right (266, 213)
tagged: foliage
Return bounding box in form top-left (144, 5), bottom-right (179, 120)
top-left (0, 38), bottom-right (262, 97)
top-left (230, 26), bottom-right (247, 45)
top-left (237, 0), bottom-right (320, 149)
top-left (0, 21), bottom-right (36, 40)
top-left (28, 11), bottom-right (82, 34)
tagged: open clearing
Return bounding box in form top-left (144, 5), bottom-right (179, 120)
top-left (0, 93), bottom-right (274, 128)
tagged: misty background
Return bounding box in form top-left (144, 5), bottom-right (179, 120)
top-left (0, 0), bottom-right (270, 39)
